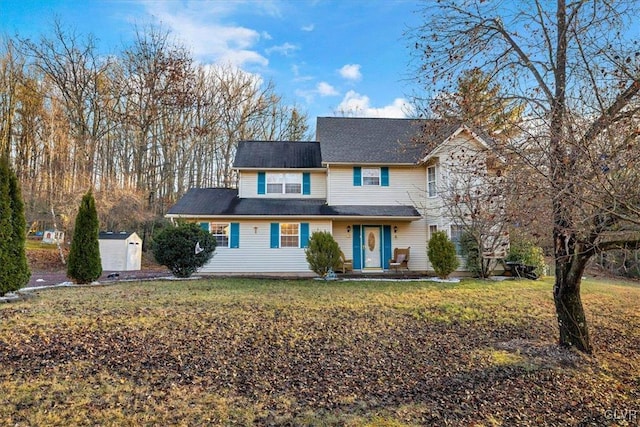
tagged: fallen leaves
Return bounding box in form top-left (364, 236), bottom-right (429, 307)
top-left (0, 278), bottom-right (638, 426)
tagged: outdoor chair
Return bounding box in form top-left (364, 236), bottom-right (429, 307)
top-left (389, 247), bottom-right (410, 272)
top-left (339, 251), bottom-right (353, 273)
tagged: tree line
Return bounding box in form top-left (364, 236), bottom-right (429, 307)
top-left (0, 22), bottom-right (310, 234)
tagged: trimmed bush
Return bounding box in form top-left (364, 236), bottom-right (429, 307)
top-left (67, 190), bottom-right (103, 284)
top-left (305, 231), bottom-right (341, 276)
top-left (428, 230), bottom-right (460, 279)
top-left (153, 222), bottom-right (216, 278)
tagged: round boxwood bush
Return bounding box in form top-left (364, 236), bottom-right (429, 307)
top-left (153, 222), bottom-right (216, 278)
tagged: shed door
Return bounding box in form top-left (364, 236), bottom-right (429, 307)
top-left (126, 241), bottom-right (142, 270)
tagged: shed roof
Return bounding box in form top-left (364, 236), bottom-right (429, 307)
top-left (99, 231), bottom-right (137, 240)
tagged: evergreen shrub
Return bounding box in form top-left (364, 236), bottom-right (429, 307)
top-left (153, 222), bottom-right (216, 278)
top-left (305, 231), bottom-right (341, 277)
top-left (428, 230), bottom-right (460, 279)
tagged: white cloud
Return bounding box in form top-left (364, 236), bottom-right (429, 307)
top-left (339, 64), bottom-right (362, 81)
top-left (301, 24), bottom-right (315, 32)
top-left (266, 42), bottom-right (298, 56)
top-left (336, 90), bottom-right (413, 118)
top-left (317, 82), bottom-right (339, 97)
top-left (137, 1), bottom-right (269, 68)
top-left (295, 81), bottom-right (340, 104)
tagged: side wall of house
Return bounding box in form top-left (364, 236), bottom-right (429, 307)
top-left (198, 219), bottom-right (332, 274)
top-left (326, 165), bottom-right (426, 206)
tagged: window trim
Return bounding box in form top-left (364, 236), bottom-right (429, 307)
top-left (280, 223), bottom-right (300, 248)
top-left (210, 222), bottom-right (230, 248)
top-left (427, 165), bottom-right (437, 198)
top-left (362, 167), bottom-right (381, 186)
top-left (429, 224), bottom-right (438, 240)
top-left (266, 172), bottom-right (302, 194)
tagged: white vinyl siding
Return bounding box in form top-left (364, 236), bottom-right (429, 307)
top-left (327, 166), bottom-right (426, 206)
top-left (238, 170), bottom-right (327, 198)
top-left (197, 220), bottom-right (331, 273)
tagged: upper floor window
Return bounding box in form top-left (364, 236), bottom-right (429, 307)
top-left (362, 168), bottom-right (380, 186)
top-left (210, 223), bottom-right (230, 247)
top-left (427, 166), bottom-right (437, 197)
top-left (267, 173), bottom-right (301, 194)
top-left (353, 167), bottom-right (389, 187)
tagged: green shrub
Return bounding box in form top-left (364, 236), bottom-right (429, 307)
top-left (305, 231), bottom-right (341, 276)
top-left (67, 190), bottom-right (102, 284)
top-left (0, 157), bottom-right (31, 295)
top-left (460, 231), bottom-right (482, 277)
top-left (506, 236), bottom-right (546, 277)
top-left (428, 230), bottom-right (460, 279)
top-left (153, 222), bottom-right (216, 278)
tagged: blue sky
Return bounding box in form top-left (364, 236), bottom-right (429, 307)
top-left (0, 0), bottom-right (422, 124)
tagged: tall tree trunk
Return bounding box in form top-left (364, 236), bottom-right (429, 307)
top-left (550, 0), bottom-right (592, 353)
top-left (553, 237), bottom-right (592, 353)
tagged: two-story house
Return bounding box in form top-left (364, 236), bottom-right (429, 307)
top-left (166, 117), bottom-right (497, 274)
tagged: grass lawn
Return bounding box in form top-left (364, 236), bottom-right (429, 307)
top-left (1, 277), bottom-right (638, 426)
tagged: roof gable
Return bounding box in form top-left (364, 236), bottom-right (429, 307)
top-left (233, 141), bottom-right (322, 169)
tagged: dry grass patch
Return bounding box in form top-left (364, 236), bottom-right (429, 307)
top-left (1, 277), bottom-right (638, 426)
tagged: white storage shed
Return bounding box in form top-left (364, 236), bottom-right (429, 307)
top-left (98, 231), bottom-right (142, 271)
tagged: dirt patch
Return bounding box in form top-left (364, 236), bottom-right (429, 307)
top-left (25, 246), bottom-right (169, 288)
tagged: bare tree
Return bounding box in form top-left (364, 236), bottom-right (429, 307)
top-left (411, 0), bottom-right (640, 353)
top-left (20, 21), bottom-right (113, 190)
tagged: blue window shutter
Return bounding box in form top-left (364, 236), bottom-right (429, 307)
top-left (353, 167), bottom-right (362, 186)
top-left (383, 225), bottom-right (392, 269)
top-left (300, 223), bottom-right (310, 248)
top-left (230, 223), bottom-right (240, 248)
top-left (258, 172), bottom-right (266, 194)
top-left (302, 172), bottom-right (311, 195)
top-left (199, 222), bottom-right (209, 232)
top-left (352, 225), bottom-right (361, 269)
top-left (381, 167), bottom-right (389, 186)
top-left (270, 223), bottom-right (279, 248)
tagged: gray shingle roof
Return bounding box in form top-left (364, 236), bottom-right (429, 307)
top-left (167, 188), bottom-right (420, 219)
top-left (317, 117), bottom-right (473, 164)
top-left (316, 117), bottom-right (426, 164)
top-left (233, 141), bottom-right (322, 168)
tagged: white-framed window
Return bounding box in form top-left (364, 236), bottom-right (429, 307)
top-left (427, 165), bottom-right (437, 197)
top-left (280, 223), bottom-right (299, 247)
top-left (429, 224), bottom-right (438, 239)
top-left (450, 225), bottom-right (464, 255)
top-left (211, 223), bottom-right (230, 247)
top-left (267, 173), bottom-right (302, 194)
top-left (362, 167), bottom-right (380, 186)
